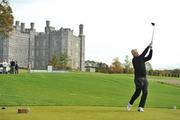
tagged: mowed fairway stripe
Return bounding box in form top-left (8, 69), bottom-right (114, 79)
top-left (0, 73), bottom-right (180, 108)
top-left (0, 106), bottom-right (180, 120)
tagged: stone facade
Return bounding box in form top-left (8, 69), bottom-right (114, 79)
top-left (0, 20), bottom-right (85, 71)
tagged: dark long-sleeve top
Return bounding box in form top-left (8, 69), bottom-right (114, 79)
top-left (132, 46), bottom-right (153, 78)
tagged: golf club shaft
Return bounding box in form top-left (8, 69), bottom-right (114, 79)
top-left (151, 25), bottom-right (155, 44)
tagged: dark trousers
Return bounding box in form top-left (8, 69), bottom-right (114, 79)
top-left (129, 77), bottom-right (148, 108)
top-left (10, 66), bottom-right (15, 74)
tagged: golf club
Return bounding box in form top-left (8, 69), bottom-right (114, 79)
top-left (151, 22), bottom-right (155, 46)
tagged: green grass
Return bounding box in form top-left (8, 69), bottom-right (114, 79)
top-left (1, 72), bottom-right (180, 120)
top-left (1, 72), bottom-right (180, 108)
top-left (0, 106), bottom-right (180, 120)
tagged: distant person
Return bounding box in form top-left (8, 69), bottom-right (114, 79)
top-left (10, 59), bottom-right (15, 74)
top-left (127, 42), bottom-right (153, 112)
top-left (3, 59), bottom-right (8, 74)
top-left (15, 61), bottom-right (19, 74)
top-left (28, 63), bottom-right (31, 73)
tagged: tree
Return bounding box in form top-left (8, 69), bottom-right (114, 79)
top-left (85, 60), bottom-right (109, 73)
top-left (0, 0), bottom-right (14, 37)
top-left (145, 62), bottom-right (153, 75)
top-left (49, 51), bottom-right (70, 70)
top-left (58, 51), bottom-right (70, 70)
top-left (49, 55), bottom-right (58, 67)
top-left (110, 57), bottom-right (124, 73)
top-left (85, 60), bottom-right (96, 68)
top-left (96, 62), bottom-right (109, 73)
top-left (124, 55), bottom-right (133, 73)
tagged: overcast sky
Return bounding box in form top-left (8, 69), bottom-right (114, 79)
top-left (11, 0), bottom-right (180, 69)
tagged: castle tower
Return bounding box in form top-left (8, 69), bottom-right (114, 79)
top-left (15, 21), bottom-right (20, 28)
top-left (45, 20), bottom-right (55, 34)
top-left (45, 20), bottom-right (50, 34)
top-left (30, 22), bottom-right (35, 30)
top-left (79, 24), bottom-right (83, 35)
top-left (79, 24), bottom-right (85, 71)
top-left (21, 23), bottom-right (25, 32)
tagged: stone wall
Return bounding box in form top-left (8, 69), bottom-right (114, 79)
top-left (0, 20), bottom-right (85, 70)
top-left (34, 26), bottom-right (82, 70)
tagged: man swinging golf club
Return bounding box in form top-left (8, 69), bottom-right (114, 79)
top-left (127, 23), bottom-right (155, 112)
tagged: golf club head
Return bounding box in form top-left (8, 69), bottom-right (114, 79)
top-left (151, 22), bottom-right (155, 26)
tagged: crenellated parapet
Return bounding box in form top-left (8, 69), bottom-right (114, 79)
top-left (14, 20), bottom-right (36, 33)
top-left (0, 20), bottom-right (85, 71)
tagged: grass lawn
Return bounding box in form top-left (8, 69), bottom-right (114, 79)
top-left (0, 72), bottom-right (180, 108)
top-left (0, 72), bottom-right (180, 119)
top-left (0, 106), bottom-right (180, 120)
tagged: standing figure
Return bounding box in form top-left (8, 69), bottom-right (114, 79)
top-left (10, 59), bottom-right (15, 74)
top-left (15, 61), bottom-right (19, 74)
top-left (127, 42), bottom-right (153, 112)
top-left (3, 59), bottom-right (8, 74)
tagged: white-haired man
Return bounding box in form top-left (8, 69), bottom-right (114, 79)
top-left (127, 42), bottom-right (153, 112)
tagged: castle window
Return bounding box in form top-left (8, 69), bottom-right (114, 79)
top-left (43, 51), bottom-right (45, 56)
top-left (36, 41), bottom-right (39, 47)
top-left (54, 41), bottom-right (57, 47)
top-left (36, 51), bottom-right (39, 56)
top-left (31, 50), bottom-right (34, 56)
top-left (36, 62), bottom-right (38, 66)
top-left (42, 61), bottom-right (45, 66)
top-left (43, 41), bottom-right (46, 47)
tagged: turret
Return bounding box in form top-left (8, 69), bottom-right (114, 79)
top-left (21, 23), bottom-right (25, 32)
top-left (30, 22), bottom-right (35, 30)
top-left (79, 24), bottom-right (85, 71)
top-left (46, 20), bottom-right (50, 27)
top-left (15, 21), bottom-right (20, 30)
top-left (79, 24), bottom-right (84, 36)
top-left (45, 20), bottom-right (50, 34)
top-left (15, 21), bottom-right (20, 27)
top-left (45, 20), bottom-right (55, 34)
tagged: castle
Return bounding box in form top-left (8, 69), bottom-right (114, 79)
top-left (0, 20), bottom-right (85, 71)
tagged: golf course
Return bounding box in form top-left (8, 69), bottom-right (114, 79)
top-left (0, 72), bottom-right (180, 120)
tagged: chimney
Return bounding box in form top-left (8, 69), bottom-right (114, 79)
top-left (15, 21), bottom-right (20, 27)
top-left (79, 24), bottom-right (83, 35)
top-left (21, 23), bottom-right (25, 32)
top-left (30, 22), bottom-right (35, 30)
top-left (46, 20), bottom-right (50, 27)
